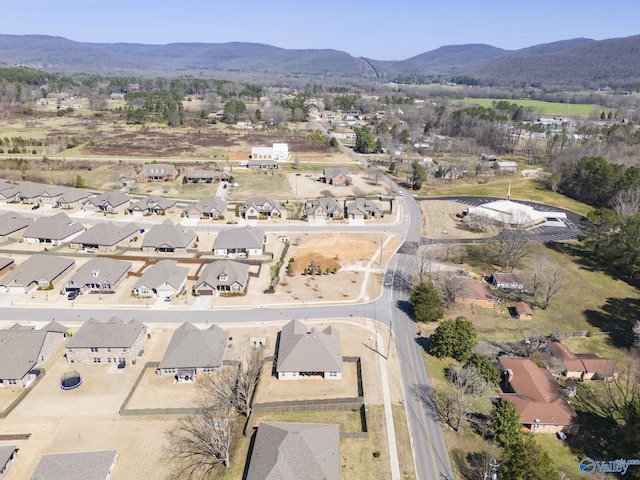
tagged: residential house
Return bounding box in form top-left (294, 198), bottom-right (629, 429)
top-left (491, 272), bottom-right (524, 290)
top-left (547, 341), bottom-right (617, 381)
top-left (142, 219), bottom-right (196, 254)
top-left (0, 180), bottom-right (14, 198)
top-left (455, 280), bottom-right (495, 308)
top-left (213, 226), bottom-right (265, 258)
top-left (22, 212), bottom-right (84, 245)
top-left (492, 161), bottom-right (518, 173)
top-left (0, 181), bottom-right (48, 204)
top-left (69, 222), bottom-right (141, 252)
top-left (276, 319), bottom-right (342, 380)
top-left (40, 186), bottom-right (91, 209)
top-left (156, 322), bottom-right (228, 381)
top-left (0, 212), bottom-right (30, 240)
top-left (29, 450), bottom-right (118, 480)
top-left (136, 163), bottom-right (176, 182)
top-left (0, 445), bottom-right (18, 479)
top-left (250, 143), bottom-right (289, 161)
top-left (0, 321), bottom-right (66, 388)
top-left (321, 168), bottom-right (351, 186)
top-left (514, 301), bottom-right (533, 320)
top-left (245, 422), bottom-right (340, 480)
top-left (131, 260), bottom-right (189, 298)
top-left (127, 196), bottom-right (176, 216)
top-left (185, 170), bottom-right (229, 183)
top-left (194, 260), bottom-right (249, 295)
top-left (0, 254), bottom-right (75, 293)
top-left (65, 317), bottom-right (147, 366)
top-left (247, 159), bottom-right (279, 169)
top-left (60, 257), bottom-right (132, 295)
top-left (240, 197), bottom-right (281, 219)
top-left (0, 258), bottom-right (14, 276)
top-left (345, 198), bottom-right (384, 219)
top-left (83, 191), bottom-right (130, 214)
top-left (183, 195), bottom-right (228, 220)
top-left (482, 154), bottom-right (499, 161)
top-left (498, 356), bottom-right (580, 434)
top-left (304, 197), bottom-right (344, 220)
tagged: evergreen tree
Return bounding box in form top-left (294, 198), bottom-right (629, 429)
top-left (409, 282), bottom-right (444, 323)
top-left (429, 317), bottom-right (477, 361)
top-left (489, 399), bottom-right (522, 447)
top-left (501, 435), bottom-right (561, 480)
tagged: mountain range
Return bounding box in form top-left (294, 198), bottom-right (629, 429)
top-left (0, 34), bottom-right (639, 87)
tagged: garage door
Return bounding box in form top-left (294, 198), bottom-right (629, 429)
top-left (198, 289), bottom-right (213, 296)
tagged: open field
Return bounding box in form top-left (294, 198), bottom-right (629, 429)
top-left (459, 97), bottom-right (615, 117)
top-left (424, 174), bottom-right (592, 216)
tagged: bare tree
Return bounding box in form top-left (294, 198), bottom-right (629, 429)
top-left (166, 404), bottom-right (233, 477)
top-left (512, 322), bottom-right (547, 357)
top-left (611, 186), bottom-right (640, 218)
top-left (634, 321), bottom-right (640, 350)
top-left (489, 225), bottom-right (532, 272)
top-left (541, 267), bottom-right (569, 309)
top-left (200, 347), bottom-right (264, 418)
top-left (413, 243), bottom-right (442, 282)
top-left (266, 106), bottom-right (287, 128)
top-left (445, 365), bottom-right (491, 433)
top-left (166, 348), bottom-right (264, 478)
top-left (438, 271), bottom-right (465, 308)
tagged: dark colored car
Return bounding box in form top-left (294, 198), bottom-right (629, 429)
top-left (67, 290), bottom-right (79, 300)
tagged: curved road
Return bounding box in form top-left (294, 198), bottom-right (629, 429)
top-left (0, 128), bottom-right (455, 479)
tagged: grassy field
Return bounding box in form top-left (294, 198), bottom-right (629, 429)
top-left (426, 173), bottom-right (592, 216)
top-left (459, 97), bottom-right (614, 117)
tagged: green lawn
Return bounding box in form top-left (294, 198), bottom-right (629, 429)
top-left (458, 98), bottom-right (614, 117)
top-left (427, 173), bottom-right (592, 216)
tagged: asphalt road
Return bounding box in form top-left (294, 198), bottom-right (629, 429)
top-left (1, 129), bottom-right (455, 479)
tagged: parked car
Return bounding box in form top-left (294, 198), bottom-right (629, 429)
top-left (556, 431), bottom-right (567, 441)
top-left (31, 204), bottom-right (40, 210)
top-left (67, 290), bottom-right (79, 300)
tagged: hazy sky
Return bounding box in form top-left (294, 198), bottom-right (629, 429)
top-left (2, 0), bottom-right (639, 59)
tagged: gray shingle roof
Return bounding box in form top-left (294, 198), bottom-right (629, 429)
top-left (0, 321), bottom-right (66, 380)
top-left (66, 317), bottom-right (146, 349)
top-left (72, 222), bottom-right (140, 247)
top-left (0, 212), bottom-right (30, 236)
top-left (0, 254), bottom-right (75, 289)
top-left (158, 322), bottom-right (228, 370)
top-left (84, 191), bottom-right (130, 209)
top-left (323, 167), bottom-right (351, 180)
top-left (23, 212), bottom-right (83, 241)
top-left (0, 257), bottom-right (14, 271)
top-left (195, 260), bottom-right (249, 290)
top-left (139, 163), bottom-right (175, 177)
top-left (128, 196), bottom-right (176, 212)
top-left (305, 197), bottom-right (342, 217)
top-left (346, 197), bottom-right (383, 215)
top-left (214, 226), bottom-right (265, 250)
top-left (42, 186), bottom-right (91, 204)
top-left (1, 181), bottom-right (48, 200)
top-left (30, 450), bottom-right (118, 480)
top-left (276, 320), bottom-right (342, 374)
top-left (142, 220), bottom-right (196, 249)
top-left (65, 257), bottom-right (131, 288)
top-left (0, 445), bottom-right (17, 470)
top-left (183, 195), bottom-right (228, 216)
top-left (246, 422), bottom-right (340, 480)
top-left (133, 260), bottom-right (189, 291)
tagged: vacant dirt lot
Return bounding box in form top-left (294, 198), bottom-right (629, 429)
top-left (419, 199), bottom-right (487, 239)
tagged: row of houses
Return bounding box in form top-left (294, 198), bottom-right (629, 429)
top-left (1, 318), bottom-right (342, 389)
top-left (0, 252), bottom-right (256, 297)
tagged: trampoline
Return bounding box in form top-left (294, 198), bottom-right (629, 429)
top-left (60, 371), bottom-right (83, 390)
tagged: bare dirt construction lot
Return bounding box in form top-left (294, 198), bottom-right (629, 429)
top-left (0, 319), bottom-right (410, 480)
